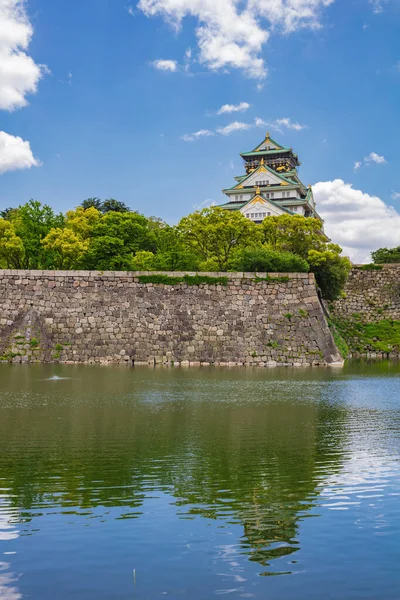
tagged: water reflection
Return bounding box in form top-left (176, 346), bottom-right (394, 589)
top-left (1, 363), bottom-right (400, 598)
top-left (0, 564), bottom-right (21, 600)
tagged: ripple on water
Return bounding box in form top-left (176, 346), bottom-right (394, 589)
top-left (0, 364), bottom-right (400, 599)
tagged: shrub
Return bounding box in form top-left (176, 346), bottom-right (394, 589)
top-left (308, 248), bottom-right (351, 302)
top-left (229, 247), bottom-right (310, 273)
top-left (356, 263), bottom-right (383, 271)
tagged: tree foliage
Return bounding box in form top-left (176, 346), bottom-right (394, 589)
top-left (259, 215), bottom-right (350, 300)
top-left (42, 228), bottom-right (89, 269)
top-left (0, 219), bottom-right (25, 268)
top-left (230, 246), bottom-right (310, 273)
top-left (178, 206), bottom-right (257, 270)
top-left (81, 198), bottom-right (131, 213)
top-left (371, 246), bottom-right (400, 264)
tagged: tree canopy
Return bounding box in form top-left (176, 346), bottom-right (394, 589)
top-left (372, 246), bottom-right (400, 264)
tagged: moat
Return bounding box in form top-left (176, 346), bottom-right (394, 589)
top-left (1, 362), bottom-right (400, 599)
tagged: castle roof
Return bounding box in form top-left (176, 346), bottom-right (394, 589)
top-left (223, 161), bottom-right (299, 193)
top-left (220, 192), bottom-right (295, 216)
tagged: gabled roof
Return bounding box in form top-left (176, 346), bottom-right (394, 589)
top-left (224, 161), bottom-right (299, 192)
top-left (252, 132), bottom-right (285, 152)
top-left (218, 201), bottom-right (247, 210)
top-left (220, 193), bottom-right (295, 216)
top-left (241, 148), bottom-right (293, 158)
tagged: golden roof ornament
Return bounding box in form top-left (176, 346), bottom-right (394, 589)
top-left (255, 186), bottom-right (261, 195)
top-left (260, 157), bottom-right (264, 165)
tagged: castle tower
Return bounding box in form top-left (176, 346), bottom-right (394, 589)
top-left (219, 132), bottom-right (323, 225)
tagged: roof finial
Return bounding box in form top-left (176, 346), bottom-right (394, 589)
top-left (256, 186), bottom-right (261, 195)
top-left (266, 131), bottom-right (270, 139)
top-left (260, 157), bottom-right (264, 165)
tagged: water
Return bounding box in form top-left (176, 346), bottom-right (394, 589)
top-left (1, 362), bottom-right (400, 599)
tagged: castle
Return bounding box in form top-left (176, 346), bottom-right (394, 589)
top-left (219, 132), bottom-right (322, 225)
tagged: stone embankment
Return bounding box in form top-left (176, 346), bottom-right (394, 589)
top-left (0, 270), bottom-right (342, 367)
top-left (331, 264), bottom-right (400, 358)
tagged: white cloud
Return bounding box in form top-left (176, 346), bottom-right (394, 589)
top-left (314, 179), bottom-right (400, 263)
top-left (181, 129), bottom-right (214, 142)
top-left (365, 151), bottom-right (386, 164)
top-left (216, 121), bottom-right (252, 135)
top-left (354, 152), bottom-right (387, 171)
top-left (217, 102), bottom-right (250, 115)
top-left (0, 0), bottom-right (47, 111)
top-left (138, 0), bottom-right (334, 79)
top-left (274, 117), bottom-right (307, 131)
top-left (369, 0), bottom-right (387, 13)
top-left (0, 130), bottom-right (40, 174)
top-left (391, 191), bottom-right (400, 200)
top-left (126, 5), bottom-right (135, 15)
top-left (151, 59), bottom-right (178, 71)
top-left (182, 114), bottom-right (307, 141)
top-left (254, 117), bottom-right (267, 128)
top-left (254, 116), bottom-right (307, 131)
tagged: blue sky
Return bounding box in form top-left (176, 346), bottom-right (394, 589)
top-left (0, 0), bottom-right (399, 261)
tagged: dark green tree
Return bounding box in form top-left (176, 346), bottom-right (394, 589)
top-left (101, 198), bottom-right (130, 213)
top-left (82, 211), bottom-right (154, 270)
top-left (81, 197), bottom-right (103, 211)
top-left (0, 207), bottom-right (18, 220)
top-left (372, 246), bottom-right (400, 264)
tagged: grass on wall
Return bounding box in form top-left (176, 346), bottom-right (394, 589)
top-left (137, 274), bottom-right (229, 286)
top-left (331, 317), bottom-right (400, 354)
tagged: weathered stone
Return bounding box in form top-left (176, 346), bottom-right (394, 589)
top-left (0, 270), bottom-right (342, 367)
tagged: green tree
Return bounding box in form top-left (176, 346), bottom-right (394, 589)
top-left (101, 198), bottom-right (130, 213)
top-left (308, 246), bottom-right (351, 301)
top-left (81, 198), bottom-right (103, 211)
top-left (41, 228), bottom-right (89, 269)
top-left (178, 206), bottom-right (257, 270)
top-left (371, 246), bottom-right (400, 264)
top-left (65, 206), bottom-right (102, 239)
top-left (149, 223), bottom-right (201, 271)
top-left (83, 211), bottom-right (154, 270)
top-left (131, 250), bottom-right (157, 270)
top-left (0, 207), bottom-right (18, 220)
top-left (258, 214), bottom-right (350, 300)
top-left (0, 219), bottom-right (25, 268)
top-left (9, 200), bottom-right (64, 269)
top-left (261, 214), bottom-right (322, 257)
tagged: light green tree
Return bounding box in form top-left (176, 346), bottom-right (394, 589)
top-left (41, 228), bottom-right (89, 269)
top-left (0, 219), bottom-right (25, 268)
top-left (178, 206), bottom-right (258, 270)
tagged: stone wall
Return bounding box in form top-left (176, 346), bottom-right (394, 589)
top-left (332, 265), bottom-right (400, 322)
top-left (331, 264), bottom-right (400, 357)
top-left (0, 270), bottom-right (342, 367)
